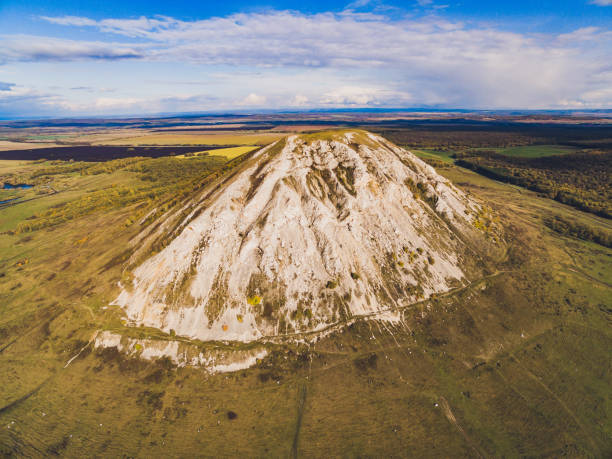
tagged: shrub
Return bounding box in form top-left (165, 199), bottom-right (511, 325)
top-left (326, 280), bottom-right (338, 289)
top-left (247, 295), bottom-right (262, 306)
top-left (544, 215), bottom-right (612, 248)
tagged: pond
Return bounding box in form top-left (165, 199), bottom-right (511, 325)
top-left (2, 183), bottom-right (33, 190)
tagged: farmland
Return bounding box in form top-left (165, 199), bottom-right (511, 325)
top-left (175, 145), bottom-right (259, 159)
top-left (0, 145), bottom-right (233, 162)
top-left (100, 132), bottom-right (285, 146)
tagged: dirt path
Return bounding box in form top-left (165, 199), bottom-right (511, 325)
top-left (438, 396), bottom-right (485, 458)
top-left (259, 269), bottom-right (512, 345)
top-left (564, 266), bottom-right (611, 288)
top-left (0, 378), bottom-right (53, 415)
top-left (64, 330), bottom-right (99, 368)
top-left (0, 328), bottom-right (99, 418)
top-left (291, 382), bottom-right (308, 459)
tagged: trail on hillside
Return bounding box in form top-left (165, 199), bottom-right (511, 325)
top-left (291, 382), bottom-right (308, 459)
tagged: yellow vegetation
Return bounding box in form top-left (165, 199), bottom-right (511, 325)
top-left (15, 258), bottom-right (28, 267)
top-left (74, 236), bottom-right (88, 246)
top-left (247, 295), bottom-right (262, 306)
top-left (177, 146), bottom-right (258, 160)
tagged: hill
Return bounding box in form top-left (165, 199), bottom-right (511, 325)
top-left (108, 131), bottom-right (499, 353)
top-left (0, 130), bottom-right (609, 457)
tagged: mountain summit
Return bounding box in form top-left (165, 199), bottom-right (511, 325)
top-left (113, 131), bottom-right (488, 344)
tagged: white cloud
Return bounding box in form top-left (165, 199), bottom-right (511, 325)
top-left (557, 26), bottom-right (612, 42)
top-left (320, 86), bottom-right (410, 106)
top-left (94, 97), bottom-right (143, 109)
top-left (0, 84), bottom-right (66, 117)
top-left (0, 81), bottom-right (16, 91)
top-left (0, 35), bottom-right (143, 62)
top-left (291, 94), bottom-right (309, 106)
top-left (39, 15), bottom-right (98, 27)
top-left (0, 10), bottom-right (609, 111)
top-left (590, 0), bottom-right (612, 5)
top-left (346, 0), bottom-right (373, 8)
top-left (43, 92), bottom-right (221, 116)
top-left (240, 93), bottom-right (267, 105)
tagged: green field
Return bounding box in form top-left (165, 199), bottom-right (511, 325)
top-left (411, 144), bottom-right (579, 163)
top-left (0, 141), bottom-right (610, 456)
top-left (409, 148), bottom-right (456, 163)
top-left (487, 144), bottom-right (579, 157)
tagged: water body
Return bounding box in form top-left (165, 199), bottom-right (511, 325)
top-left (2, 183), bottom-right (33, 190)
top-left (0, 197), bottom-right (20, 205)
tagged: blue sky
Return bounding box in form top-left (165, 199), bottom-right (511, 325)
top-left (0, 0), bottom-right (611, 117)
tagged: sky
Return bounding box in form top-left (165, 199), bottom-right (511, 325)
top-left (0, 0), bottom-right (611, 118)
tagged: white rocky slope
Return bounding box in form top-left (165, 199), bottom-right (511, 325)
top-left (113, 131), bottom-right (483, 343)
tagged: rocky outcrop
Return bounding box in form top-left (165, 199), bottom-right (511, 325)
top-left (113, 131), bottom-right (484, 343)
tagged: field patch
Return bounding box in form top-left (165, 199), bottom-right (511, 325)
top-left (410, 149), bottom-right (456, 164)
top-left (0, 141), bottom-right (62, 151)
top-left (179, 146), bottom-right (259, 160)
top-left (489, 144), bottom-right (579, 157)
top-left (101, 132), bottom-right (284, 146)
top-left (0, 145), bottom-right (230, 162)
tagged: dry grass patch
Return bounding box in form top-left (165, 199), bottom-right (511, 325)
top-left (102, 133), bottom-right (284, 146)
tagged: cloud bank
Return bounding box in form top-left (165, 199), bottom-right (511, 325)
top-left (0, 10), bottom-right (611, 115)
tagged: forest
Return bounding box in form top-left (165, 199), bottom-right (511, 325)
top-left (370, 121), bottom-right (612, 219)
top-left (455, 150), bottom-right (611, 218)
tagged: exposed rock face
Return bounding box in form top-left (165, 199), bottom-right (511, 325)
top-left (94, 331), bottom-right (268, 372)
top-left (114, 131), bottom-right (483, 343)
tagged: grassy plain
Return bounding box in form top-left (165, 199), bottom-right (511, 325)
top-left (0, 141), bottom-right (62, 151)
top-left (0, 133), bottom-right (610, 457)
top-left (101, 132), bottom-right (284, 146)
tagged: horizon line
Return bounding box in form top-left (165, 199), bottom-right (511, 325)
top-left (2, 107), bottom-right (612, 123)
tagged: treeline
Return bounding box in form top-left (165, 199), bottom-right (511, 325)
top-left (14, 185), bottom-right (161, 233)
top-left (543, 215), bottom-right (612, 248)
top-left (18, 157), bottom-right (148, 182)
top-left (125, 156), bottom-right (226, 183)
top-left (377, 129), bottom-right (537, 149)
top-left (456, 151), bottom-right (611, 218)
top-left (372, 122), bottom-right (612, 150)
